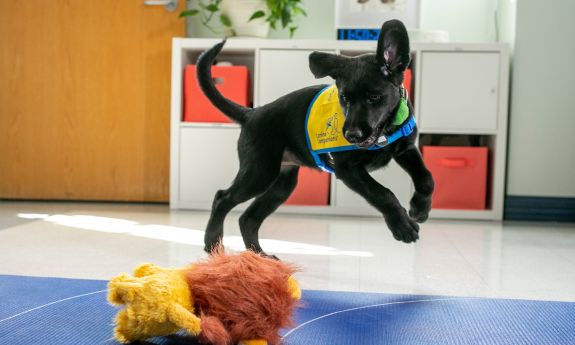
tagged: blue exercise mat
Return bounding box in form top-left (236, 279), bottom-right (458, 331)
top-left (1, 275), bottom-right (574, 345)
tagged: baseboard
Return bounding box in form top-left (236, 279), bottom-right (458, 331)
top-left (504, 196), bottom-right (575, 222)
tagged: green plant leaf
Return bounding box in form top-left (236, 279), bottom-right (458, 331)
top-left (271, 4), bottom-right (281, 17)
top-left (183, 0), bottom-right (306, 34)
top-left (294, 6), bottom-right (307, 16)
top-left (248, 10), bottom-right (266, 22)
top-left (281, 8), bottom-right (291, 28)
top-left (206, 4), bottom-right (219, 12)
top-left (220, 14), bottom-right (232, 27)
top-left (179, 9), bottom-right (199, 18)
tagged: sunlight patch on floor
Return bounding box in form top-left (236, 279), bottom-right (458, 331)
top-left (17, 213), bottom-right (373, 257)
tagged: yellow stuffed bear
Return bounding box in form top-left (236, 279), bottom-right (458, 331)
top-left (108, 250), bottom-right (300, 345)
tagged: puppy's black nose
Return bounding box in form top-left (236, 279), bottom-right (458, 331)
top-left (344, 128), bottom-right (364, 143)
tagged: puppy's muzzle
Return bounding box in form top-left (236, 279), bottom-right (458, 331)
top-left (344, 128), bottom-right (367, 143)
top-left (344, 125), bottom-right (378, 149)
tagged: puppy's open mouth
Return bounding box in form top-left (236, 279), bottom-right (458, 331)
top-left (356, 137), bottom-right (376, 149)
top-left (356, 122), bottom-right (386, 149)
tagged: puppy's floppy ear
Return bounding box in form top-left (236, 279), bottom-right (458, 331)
top-left (309, 51), bottom-right (348, 79)
top-left (376, 20), bottom-right (410, 77)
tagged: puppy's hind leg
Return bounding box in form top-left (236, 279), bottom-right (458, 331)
top-left (204, 152), bottom-right (283, 254)
top-left (239, 165), bottom-right (299, 258)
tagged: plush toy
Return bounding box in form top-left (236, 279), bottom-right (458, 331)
top-left (108, 250), bottom-right (301, 345)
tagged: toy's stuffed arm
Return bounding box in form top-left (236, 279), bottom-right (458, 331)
top-left (168, 304), bottom-right (202, 336)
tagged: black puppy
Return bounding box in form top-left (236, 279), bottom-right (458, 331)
top-left (196, 20), bottom-right (434, 256)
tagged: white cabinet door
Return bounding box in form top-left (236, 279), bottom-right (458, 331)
top-left (333, 161), bottom-right (413, 215)
top-left (179, 126), bottom-right (241, 208)
top-left (419, 52), bottom-right (500, 131)
top-left (257, 49), bottom-right (334, 106)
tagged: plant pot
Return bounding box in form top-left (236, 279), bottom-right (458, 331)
top-left (220, 0), bottom-right (270, 38)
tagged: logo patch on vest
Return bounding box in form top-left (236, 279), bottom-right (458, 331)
top-left (307, 85), bottom-right (355, 153)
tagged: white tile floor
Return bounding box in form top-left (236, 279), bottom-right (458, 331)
top-left (1, 201), bottom-right (574, 302)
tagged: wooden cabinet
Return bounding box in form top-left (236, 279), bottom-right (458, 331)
top-left (170, 39), bottom-right (509, 220)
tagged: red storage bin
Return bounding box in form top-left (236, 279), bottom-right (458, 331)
top-left (285, 168), bottom-right (330, 206)
top-left (184, 65), bottom-right (250, 123)
top-left (404, 68), bottom-right (412, 97)
top-left (423, 146), bottom-right (488, 210)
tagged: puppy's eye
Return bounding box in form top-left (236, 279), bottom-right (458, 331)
top-left (367, 94), bottom-right (382, 105)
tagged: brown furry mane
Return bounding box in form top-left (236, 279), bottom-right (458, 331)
top-left (186, 250), bottom-right (299, 345)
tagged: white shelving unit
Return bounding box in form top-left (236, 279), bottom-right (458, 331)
top-left (170, 38), bottom-right (509, 220)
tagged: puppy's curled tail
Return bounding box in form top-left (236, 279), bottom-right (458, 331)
top-left (196, 39), bottom-right (250, 125)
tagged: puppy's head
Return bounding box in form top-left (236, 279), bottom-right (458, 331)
top-left (309, 20), bottom-right (410, 148)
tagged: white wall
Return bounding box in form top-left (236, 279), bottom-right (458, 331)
top-left (187, 0), bottom-right (505, 42)
top-left (419, 0), bottom-right (498, 42)
top-left (268, 0), bottom-right (334, 39)
top-left (496, 0), bottom-right (516, 50)
top-left (506, 0), bottom-right (575, 197)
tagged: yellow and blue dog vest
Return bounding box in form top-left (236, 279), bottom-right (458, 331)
top-left (305, 84), bottom-right (416, 173)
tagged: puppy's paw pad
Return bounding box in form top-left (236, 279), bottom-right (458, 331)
top-left (409, 195), bottom-right (432, 223)
top-left (409, 207), bottom-right (429, 223)
top-left (388, 211), bottom-right (420, 243)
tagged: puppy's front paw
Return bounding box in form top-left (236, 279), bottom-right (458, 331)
top-left (260, 252), bottom-right (280, 261)
top-left (246, 244), bottom-right (280, 260)
top-left (204, 241), bottom-right (223, 255)
top-left (386, 209), bottom-right (419, 243)
top-left (409, 192), bottom-right (432, 223)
